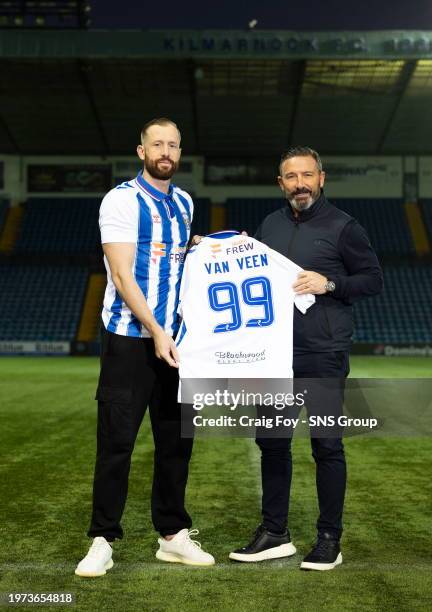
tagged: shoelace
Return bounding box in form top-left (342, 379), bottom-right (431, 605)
top-left (87, 538), bottom-right (110, 558)
top-left (313, 538), bottom-right (334, 557)
top-left (185, 529), bottom-right (202, 550)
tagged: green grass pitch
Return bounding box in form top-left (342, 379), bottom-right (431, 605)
top-left (0, 356), bottom-right (431, 611)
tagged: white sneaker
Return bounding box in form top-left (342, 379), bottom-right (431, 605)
top-left (156, 529), bottom-right (215, 566)
top-left (75, 537), bottom-right (114, 577)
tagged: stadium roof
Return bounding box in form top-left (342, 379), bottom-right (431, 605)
top-left (1, 30), bottom-right (432, 156)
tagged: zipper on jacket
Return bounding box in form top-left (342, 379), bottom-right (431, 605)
top-left (287, 222), bottom-right (299, 258)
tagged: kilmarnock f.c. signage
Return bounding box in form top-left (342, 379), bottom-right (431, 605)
top-left (161, 32), bottom-right (432, 58)
top-left (2, 31), bottom-right (432, 59)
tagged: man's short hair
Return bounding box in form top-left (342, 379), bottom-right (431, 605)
top-left (279, 146), bottom-right (323, 174)
top-left (140, 118), bottom-right (181, 144)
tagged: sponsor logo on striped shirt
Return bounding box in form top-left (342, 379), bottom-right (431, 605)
top-left (210, 243), bottom-right (222, 259)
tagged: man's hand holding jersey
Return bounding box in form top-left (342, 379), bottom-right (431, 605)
top-left (103, 242), bottom-right (179, 368)
top-left (292, 271), bottom-right (328, 295)
top-left (190, 230), bottom-right (248, 246)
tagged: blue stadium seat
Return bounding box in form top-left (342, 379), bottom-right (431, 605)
top-left (353, 266), bottom-right (432, 343)
top-left (191, 198), bottom-right (211, 236)
top-left (0, 266), bottom-right (88, 341)
top-left (226, 198), bottom-right (282, 236)
top-left (15, 197), bottom-right (212, 253)
top-left (226, 198), bottom-right (414, 255)
top-left (333, 199), bottom-right (414, 256)
top-left (15, 198), bottom-right (101, 255)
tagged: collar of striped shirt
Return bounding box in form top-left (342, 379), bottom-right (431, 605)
top-left (135, 172), bottom-right (175, 201)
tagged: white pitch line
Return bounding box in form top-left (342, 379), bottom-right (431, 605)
top-left (0, 562), bottom-right (430, 572)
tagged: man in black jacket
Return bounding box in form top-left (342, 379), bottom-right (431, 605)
top-left (229, 146), bottom-right (383, 570)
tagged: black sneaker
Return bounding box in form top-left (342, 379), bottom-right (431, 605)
top-left (300, 532), bottom-right (342, 571)
top-left (229, 525), bottom-right (296, 562)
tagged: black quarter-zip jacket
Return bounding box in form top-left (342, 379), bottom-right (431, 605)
top-left (254, 192), bottom-right (384, 354)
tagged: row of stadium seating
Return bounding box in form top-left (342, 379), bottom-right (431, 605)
top-left (226, 198), bottom-right (419, 256)
top-left (15, 198), bottom-right (101, 256)
top-left (0, 266), bottom-right (88, 341)
top-left (336, 199), bottom-right (415, 256)
top-left (3, 197), bottom-right (432, 257)
top-left (0, 195), bottom-right (429, 346)
top-left (13, 197), bottom-right (212, 256)
top-left (0, 264), bottom-right (429, 343)
top-left (353, 266), bottom-right (432, 343)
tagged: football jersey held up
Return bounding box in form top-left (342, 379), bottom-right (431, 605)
top-left (176, 232), bottom-right (315, 383)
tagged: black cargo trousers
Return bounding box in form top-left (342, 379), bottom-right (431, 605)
top-left (87, 327), bottom-right (193, 540)
top-left (256, 350), bottom-right (350, 540)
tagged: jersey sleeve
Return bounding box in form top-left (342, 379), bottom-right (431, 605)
top-left (99, 189), bottom-right (138, 244)
top-left (266, 242), bottom-right (316, 314)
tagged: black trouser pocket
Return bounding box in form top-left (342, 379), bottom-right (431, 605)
top-left (96, 348), bottom-right (136, 391)
top-left (96, 386), bottom-right (132, 404)
top-left (96, 385), bottom-right (135, 450)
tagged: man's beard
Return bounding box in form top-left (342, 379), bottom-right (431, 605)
top-left (145, 157), bottom-right (179, 180)
top-left (287, 188), bottom-right (320, 212)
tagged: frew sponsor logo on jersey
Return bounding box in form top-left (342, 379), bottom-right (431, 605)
top-left (210, 243), bottom-right (222, 259)
top-left (151, 242), bottom-right (187, 264)
top-left (151, 242), bottom-right (166, 264)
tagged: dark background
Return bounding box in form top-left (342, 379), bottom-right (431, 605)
top-left (91, 0), bottom-right (432, 30)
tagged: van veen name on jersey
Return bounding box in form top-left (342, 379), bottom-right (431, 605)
top-left (204, 242), bottom-right (268, 275)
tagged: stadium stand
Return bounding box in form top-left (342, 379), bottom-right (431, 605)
top-left (2, 194), bottom-right (428, 346)
top-left (190, 198), bottom-right (211, 236)
top-left (14, 198), bottom-right (101, 256)
top-left (226, 198), bottom-right (282, 236)
top-left (420, 200), bottom-right (432, 242)
top-left (223, 197), bottom-right (429, 345)
top-left (334, 199), bottom-right (415, 256)
top-left (404, 202), bottom-right (430, 256)
top-left (13, 196), bottom-right (211, 256)
top-left (353, 265), bottom-right (432, 343)
top-left (225, 197), bottom-right (415, 256)
top-left (0, 195), bottom-right (212, 345)
top-left (0, 199), bottom-right (8, 233)
top-left (0, 265), bottom-right (88, 341)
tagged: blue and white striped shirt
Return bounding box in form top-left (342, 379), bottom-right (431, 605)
top-left (100, 173), bottom-right (193, 337)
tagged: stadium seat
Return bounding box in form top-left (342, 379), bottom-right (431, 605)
top-left (226, 198), bottom-right (282, 236)
top-left (333, 199), bottom-right (415, 256)
top-left (353, 265), bottom-right (432, 343)
top-left (190, 198), bottom-right (211, 236)
top-left (0, 266), bottom-right (88, 341)
top-left (14, 197), bottom-right (212, 254)
top-left (15, 198), bottom-right (101, 256)
top-left (225, 198), bottom-right (415, 256)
